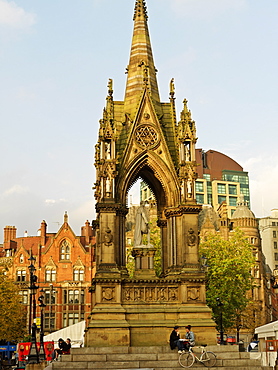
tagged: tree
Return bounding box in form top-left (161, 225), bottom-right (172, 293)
top-left (199, 229), bottom-right (255, 332)
top-left (0, 263), bottom-right (26, 341)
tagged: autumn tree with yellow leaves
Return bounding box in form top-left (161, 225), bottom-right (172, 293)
top-left (0, 261), bottom-right (26, 342)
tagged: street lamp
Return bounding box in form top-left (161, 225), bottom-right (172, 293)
top-left (216, 297), bottom-right (224, 345)
top-left (38, 289), bottom-right (46, 362)
top-left (28, 255), bottom-right (39, 364)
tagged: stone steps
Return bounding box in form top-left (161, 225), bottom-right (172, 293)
top-left (51, 345), bottom-right (271, 370)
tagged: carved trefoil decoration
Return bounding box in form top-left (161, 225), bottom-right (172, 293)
top-left (102, 287), bottom-right (115, 302)
top-left (187, 286), bottom-right (200, 301)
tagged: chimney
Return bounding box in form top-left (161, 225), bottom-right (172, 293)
top-left (40, 220), bottom-right (47, 247)
top-left (3, 226), bottom-right (17, 249)
top-left (81, 220), bottom-right (93, 245)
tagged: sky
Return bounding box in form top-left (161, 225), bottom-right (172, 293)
top-left (0, 0), bottom-right (277, 241)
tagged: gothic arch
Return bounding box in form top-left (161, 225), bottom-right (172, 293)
top-left (117, 151), bottom-right (180, 212)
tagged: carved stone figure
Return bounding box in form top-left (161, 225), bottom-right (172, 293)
top-left (134, 202), bottom-right (149, 246)
top-left (187, 228), bottom-right (196, 246)
top-left (104, 227), bottom-right (113, 246)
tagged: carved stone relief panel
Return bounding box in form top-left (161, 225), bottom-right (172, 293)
top-left (122, 286), bottom-right (178, 303)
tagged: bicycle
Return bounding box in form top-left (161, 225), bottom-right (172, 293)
top-left (178, 345), bottom-right (217, 368)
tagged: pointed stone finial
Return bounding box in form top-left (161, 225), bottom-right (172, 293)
top-left (107, 78), bottom-right (113, 97)
top-left (134, 0), bottom-right (148, 21)
top-left (64, 211), bottom-right (68, 224)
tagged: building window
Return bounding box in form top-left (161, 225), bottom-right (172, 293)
top-left (218, 195), bottom-right (226, 204)
top-left (45, 312), bottom-right (55, 331)
top-left (64, 289), bottom-right (85, 304)
top-left (45, 289), bottom-right (56, 305)
top-left (203, 174), bottom-right (211, 181)
top-left (73, 269), bottom-right (84, 282)
top-left (275, 253), bottom-right (278, 261)
top-left (239, 175), bottom-right (249, 184)
top-left (217, 184), bottom-right (226, 194)
top-left (45, 269), bottom-right (56, 282)
top-left (274, 241), bottom-right (278, 249)
top-left (16, 270), bottom-right (26, 282)
top-left (19, 254), bottom-right (24, 263)
top-left (229, 197), bottom-right (237, 207)
top-left (196, 194), bottom-right (204, 204)
top-left (19, 290), bottom-right (28, 304)
top-left (273, 231), bottom-right (277, 238)
top-left (60, 240), bottom-right (70, 260)
top-left (195, 181), bottom-right (204, 192)
top-left (63, 312), bottom-right (84, 327)
top-left (228, 185), bottom-right (237, 195)
top-left (241, 187), bottom-right (250, 196)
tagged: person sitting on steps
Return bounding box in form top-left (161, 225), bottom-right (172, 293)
top-left (169, 326), bottom-right (187, 353)
top-left (183, 325), bottom-right (195, 352)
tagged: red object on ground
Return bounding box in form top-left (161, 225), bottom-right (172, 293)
top-left (18, 341), bottom-right (54, 362)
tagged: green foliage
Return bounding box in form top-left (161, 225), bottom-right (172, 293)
top-left (149, 217), bottom-right (162, 276)
top-left (199, 229), bottom-right (255, 332)
top-left (0, 267), bottom-right (27, 342)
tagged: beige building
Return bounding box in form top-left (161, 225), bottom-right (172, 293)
top-left (259, 209), bottom-right (278, 272)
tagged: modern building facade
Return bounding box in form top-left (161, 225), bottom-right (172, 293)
top-left (195, 149), bottom-right (250, 218)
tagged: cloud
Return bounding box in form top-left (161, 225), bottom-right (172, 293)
top-left (3, 184), bottom-right (28, 196)
top-left (170, 0), bottom-right (247, 20)
top-left (0, 0), bottom-right (36, 29)
top-left (242, 154), bottom-right (278, 218)
top-left (45, 198), bottom-right (67, 206)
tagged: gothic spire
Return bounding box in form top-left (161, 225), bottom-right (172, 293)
top-left (124, 0), bottom-right (160, 113)
top-left (133, 0), bottom-right (148, 21)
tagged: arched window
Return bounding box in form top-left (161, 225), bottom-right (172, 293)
top-left (60, 240), bottom-right (70, 260)
top-left (19, 254), bottom-right (24, 263)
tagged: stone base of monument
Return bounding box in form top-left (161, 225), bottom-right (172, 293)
top-left (85, 273), bottom-right (216, 347)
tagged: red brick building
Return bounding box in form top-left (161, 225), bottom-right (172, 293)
top-left (1, 212), bottom-right (95, 334)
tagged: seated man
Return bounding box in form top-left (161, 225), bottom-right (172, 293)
top-left (169, 326), bottom-right (187, 353)
top-left (184, 325), bottom-right (195, 351)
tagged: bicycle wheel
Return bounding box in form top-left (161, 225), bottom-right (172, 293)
top-left (178, 351), bottom-right (195, 368)
top-left (201, 351), bottom-right (217, 367)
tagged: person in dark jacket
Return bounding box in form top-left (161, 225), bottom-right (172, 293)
top-left (52, 338), bottom-right (68, 361)
top-left (169, 326), bottom-right (186, 352)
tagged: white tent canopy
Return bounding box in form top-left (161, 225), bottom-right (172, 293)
top-left (255, 320), bottom-right (278, 339)
top-left (43, 320), bottom-right (86, 347)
